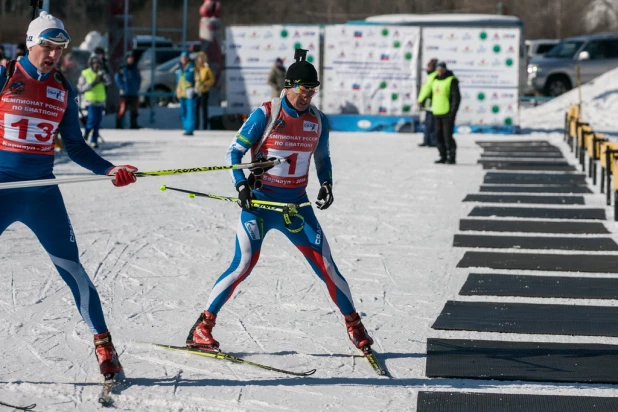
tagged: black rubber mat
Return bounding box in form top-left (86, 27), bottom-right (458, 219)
top-left (432, 300), bottom-right (618, 336)
top-left (453, 234), bottom-right (618, 251)
top-left (463, 194), bottom-right (585, 205)
top-left (426, 338), bottom-right (618, 384)
top-left (482, 163), bottom-right (577, 171)
top-left (484, 172), bottom-right (586, 184)
top-left (459, 219), bottom-right (609, 234)
top-left (460, 273), bottom-right (618, 299)
top-left (480, 146), bottom-right (563, 152)
top-left (480, 185), bottom-right (593, 194)
top-left (457, 251), bottom-right (618, 273)
top-left (469, 206), bottom-right (605, 220)
top-left (417, 391), bottom-right (618, 412)
top-left (478, 159), bottom-right (570, 166)
top-left (481, 152), bottom-right (564, 158)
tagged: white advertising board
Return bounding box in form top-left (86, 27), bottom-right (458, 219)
top-left (421, 27), bottom-right (520, 127)
top-left (322, 25), bottom-right (421, 116)
top-left (225, 26), bottom-right (321, 114)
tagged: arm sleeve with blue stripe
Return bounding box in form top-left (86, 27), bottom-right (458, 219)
top-left (314, 112), bottom-right (333, 185)
top-left (225, 106), bottom-right (268, 187)
top-left (58, 83), bottom-right (114, 175)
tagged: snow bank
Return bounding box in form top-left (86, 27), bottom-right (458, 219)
top-left (521, 66), bottom-right (618, 133)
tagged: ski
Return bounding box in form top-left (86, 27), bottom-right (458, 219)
top-left (98, 372), bottom-right (125, 407)
top-left (149, 343), bottom-right (316, 377)
top-left (360, 346), bottom-right (388, 376)
top-left (0, 400), bottom-right (36, 411)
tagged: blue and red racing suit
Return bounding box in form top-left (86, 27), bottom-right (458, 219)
top-left (0, 56), bottom-right (116, 334)
top-left (206, 96), bottom-right (355, 316)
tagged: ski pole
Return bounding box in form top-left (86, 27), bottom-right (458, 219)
top-left (161, 185), bottom-right (310, 233)
top-left (0, 158), bottom-right (289, 191)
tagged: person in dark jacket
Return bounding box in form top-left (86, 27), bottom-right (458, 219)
top-left (114, 52), bottom-right (142, 129)
top-left (431, 62), bottom-right (461, 164)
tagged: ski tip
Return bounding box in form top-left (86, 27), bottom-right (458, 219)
top-left (160, 184), bottom-right (167, 191)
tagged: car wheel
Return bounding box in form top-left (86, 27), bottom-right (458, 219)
top-left (545, 76), bottom-right (571, 97)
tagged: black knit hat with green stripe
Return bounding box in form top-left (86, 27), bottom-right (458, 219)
top-left (284, 48), bottom-right (320, 88)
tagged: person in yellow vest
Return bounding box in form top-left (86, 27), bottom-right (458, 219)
top-left (417, 58), bottom-right (438, 147)
top-left (78, 55), bottom-right (111, 148)
top-left (194, 51), bottom-right (215, 130)
top-left (431, 61), bottom-right (460, 164)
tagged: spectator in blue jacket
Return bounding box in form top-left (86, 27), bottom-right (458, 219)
top-left (176, 52), bottom-right (196, 136)
top-left (114, 52), bottom-right (142, 129)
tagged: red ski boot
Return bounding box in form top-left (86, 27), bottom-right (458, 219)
top-left (186, 311), bottom-right (220, 352)
top-left (344, 312), bottom-right (374, 350)
top-left (94, 332), bottom-right (123, 376)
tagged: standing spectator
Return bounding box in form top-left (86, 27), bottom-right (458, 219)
top-left (267, 57), bottom-right (286, 98)
top-left (432, 62), bottom-right (461, 164)
top-left (0, 47), bottom-right (6, 65)
top-left (176, 52), bottom-right (196, 136)
top-left (15, 43), bottom-right (27, 60)
top-left (194, 51), bottom-right (215, 130)
top-left (114, 52), bottom-right (141, 129)
top-left (78, 55), bottom-right (111, 148)
top-left (417, 58), bottom-right (438, 147)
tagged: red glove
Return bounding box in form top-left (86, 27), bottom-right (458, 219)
top-left (107, 165), bottom-right (138, 187)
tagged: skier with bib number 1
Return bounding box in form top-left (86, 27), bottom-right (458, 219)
top-left (186, 49), bottom-right (376, 359)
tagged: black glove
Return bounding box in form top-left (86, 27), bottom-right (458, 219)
top-left (315, 181), bottom-right (334, 210)
top-left (236, 183), bottom-right (254, 211)
top-left (249, 156), bottom-right (278, 176)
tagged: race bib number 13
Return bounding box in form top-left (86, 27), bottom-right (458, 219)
top-left (3, 114), bottom-right (58, 144)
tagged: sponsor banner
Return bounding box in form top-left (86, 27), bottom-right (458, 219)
top-left (225, 26), bottom-right (321, 114)
top-left (322, 25), bottom-right (420, 116)
top-left (422, 27), bottom-right (520, 126)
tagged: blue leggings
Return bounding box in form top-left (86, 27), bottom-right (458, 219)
top-left (86, 105), bottom-right (104, 144)
top-left (206, 204), bottom-right (356, 316)
top-left (0, 186), bottom-right (108, 334)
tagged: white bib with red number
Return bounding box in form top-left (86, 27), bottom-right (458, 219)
top-left (0, 63), bottom-right (68, 156)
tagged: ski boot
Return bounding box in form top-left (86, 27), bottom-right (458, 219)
top-left (186, 311), bottom-right (220, 352)
top-left (344, 311), bottom-right (374, 353)
top-left (94, 332), bottom-right (123, 377)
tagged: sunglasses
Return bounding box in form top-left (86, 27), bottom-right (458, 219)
top-left (293, 84), bottom-right (319, 97)
top-left (37, 28), bottom-right (71, 48)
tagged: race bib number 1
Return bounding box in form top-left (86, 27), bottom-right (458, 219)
top-left (265, 149), bottom-right (312, 178)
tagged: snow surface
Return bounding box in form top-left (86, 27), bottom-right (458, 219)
top-left (1, 109), bottom-right (618, 410)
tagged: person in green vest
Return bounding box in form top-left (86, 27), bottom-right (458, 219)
top-left (431, 61), bottom-right (461, 164)
top-left (417, 58), bottom-right (438, 147)
top-left (77, 55), bottom-right (111, 148)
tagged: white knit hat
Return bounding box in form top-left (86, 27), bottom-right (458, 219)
top-left (26, 11), bottom-right (71, 49)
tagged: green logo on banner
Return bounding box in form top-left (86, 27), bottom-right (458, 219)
top-left (403, 105), bottom-right (411, 113)
top-left (382, 28), bottom-right (389, 36)
top-left (493, 45), bottom-right (501, 53)
top-left (393, 40), bottom-right (401, 48)
top-left (477, 92), bottom-right (486, 101)
top-left (380, 81), bottom-right (387, 89)
top-left (492, 105), bottom-right (500, 113)
top-left (307, 55), bottom-right (314, 63)
top-left (391, 93), bottom-right (398, 101)
top-left (505, 58), bottom-right (514, 66)
top-left (505, 117), bottom-right (513, 125)
top-left (294, 42), bottom-right (302, 50)
top-left (480, 31), bottom-right (487, 40)
top-left (281, 30), bottom-right (288, 38)
top-left (405, 52), bottom-right (413, 60)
